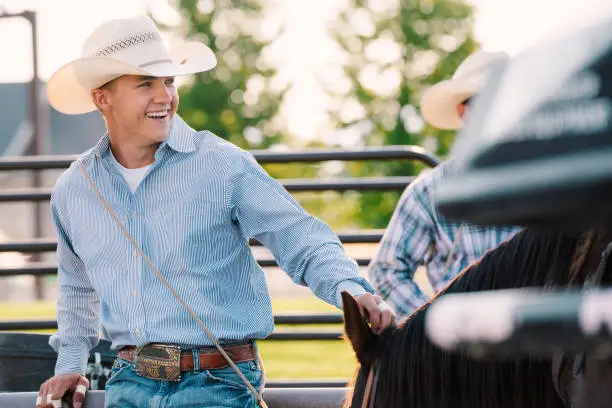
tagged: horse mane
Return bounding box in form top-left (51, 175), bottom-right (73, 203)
top-left (569, 227), bottom-right (612, 285)
top-left (349, 227), bottom-right (585, 408)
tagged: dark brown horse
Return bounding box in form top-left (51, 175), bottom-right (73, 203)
top-left (342, 227), bottom-right (612, 408)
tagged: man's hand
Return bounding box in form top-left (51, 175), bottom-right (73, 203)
top-left (37, 373), bottom-right (89, 408)
top-left (355, 292), bottom-right (396, 334)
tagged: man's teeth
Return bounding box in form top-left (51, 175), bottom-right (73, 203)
top-left (146, 111), bottom-right (169, 118)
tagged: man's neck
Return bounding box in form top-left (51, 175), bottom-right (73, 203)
top-left (109, 141), bottom-right (160, 169)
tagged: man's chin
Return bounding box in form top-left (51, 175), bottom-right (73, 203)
top-left (146, 123), bottom-right (171, 140)
top-left (154, 131), bottom-right (170, 143)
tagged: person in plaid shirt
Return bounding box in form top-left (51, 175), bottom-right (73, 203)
top-left (368, 50), bottom-right (521, 319)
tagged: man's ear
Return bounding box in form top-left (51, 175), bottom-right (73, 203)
top-left (91, 88), bottom-right (111, 112)
top-left (342, 291), bottom-right (376, 363)
top-left (457, 101), bottom-right (467, 120)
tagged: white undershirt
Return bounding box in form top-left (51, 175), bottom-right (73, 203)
top-left (111, 154), bottom-right (152, 193)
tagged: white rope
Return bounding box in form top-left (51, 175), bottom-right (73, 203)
top-left (445, 225), bottom-right (463, 271)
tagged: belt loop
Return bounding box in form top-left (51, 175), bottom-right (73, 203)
top-left (192, 348), bottom-right (200, 373)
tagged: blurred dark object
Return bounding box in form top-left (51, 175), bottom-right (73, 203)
top-left (0, 333), bottom-right (114, 392)
top-left (435, 17), bottom-right (612, 230)
top-left (425, 287), bottom-right (612, 358)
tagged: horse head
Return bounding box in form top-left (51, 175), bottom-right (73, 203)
top-left (342, 290), bottom-right (393, 408)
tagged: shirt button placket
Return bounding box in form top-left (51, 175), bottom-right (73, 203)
top-left (131, 203), bottom-right (147, 343)
top-left (127, 202), bottom-right (142, 341)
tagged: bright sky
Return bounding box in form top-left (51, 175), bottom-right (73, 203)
top-left (1, 0), bottom-right (611, 141)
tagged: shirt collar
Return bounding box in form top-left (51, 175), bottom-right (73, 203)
top-left (92, 114), bottom-right (196, 158)
top-left (163, 115), bottom-right (197, 153)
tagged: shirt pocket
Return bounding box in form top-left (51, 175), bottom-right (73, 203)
top-left (70, 199), bottom-right (131, 263)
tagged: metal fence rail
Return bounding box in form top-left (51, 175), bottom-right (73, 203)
top-left (0, 319), bottom-right (343, 340)
top-left (0, 314), bottom-right (344, 331)
top-left (266, 381), bottom-right (348, 389)
top-left (0, 259), bottom-right (375, 278)
top-left (0, 146), bottom-right (439, 170)
top-left (0, 389), bottom-right (350, 408)
top-left (0, 231), bottom-right (385, 253)
top-left (0, 177), bottom-right (416, 202)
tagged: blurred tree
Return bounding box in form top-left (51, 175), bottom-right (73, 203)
top-left (154, 0), bottom-right (362, 230)
top-left (327, 0), bottom-right (478, 228)
top-left (154, 0), bottom-right (477, 231)
top-left (157, 0), bottom-right (287, 150)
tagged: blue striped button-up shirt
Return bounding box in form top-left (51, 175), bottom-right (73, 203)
top-left (368, 161), bottom-right (521, 319)
top-left (49, 116), bottom-right (373, 375)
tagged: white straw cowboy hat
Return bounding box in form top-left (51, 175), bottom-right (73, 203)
top-left (420, 50), bottom-right (509, 130)
top-left (47, 15), bottom-right (217, 115)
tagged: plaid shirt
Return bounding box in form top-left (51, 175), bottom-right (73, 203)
top-left (368, 161), bottom-right (521, 319)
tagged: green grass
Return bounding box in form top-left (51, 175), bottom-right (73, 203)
top-left (0, 301), bottom-right (57, 319)
top-left (258, 340), bottom-right (355, 381)
top-left (0, 297), bottom-right (357, 381)
top-left (265, 296), bottom-right (356, 381)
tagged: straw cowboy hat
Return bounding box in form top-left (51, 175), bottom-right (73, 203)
top-left (420, 50), bottom-right (509, 130)
top-left (46, 15), bottom-right (217, 115)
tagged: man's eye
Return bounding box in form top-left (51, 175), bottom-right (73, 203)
top-left (139, 81), bottom-right (152, 88)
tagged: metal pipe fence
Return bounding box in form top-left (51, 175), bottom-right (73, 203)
top-left (0, 146), bottom-right (440, 389)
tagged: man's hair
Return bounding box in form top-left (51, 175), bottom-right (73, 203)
top-left (98, 78), bottom-right (117, 91)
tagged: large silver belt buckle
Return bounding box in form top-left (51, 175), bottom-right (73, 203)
top-left (134, 343), bottom-right (182, 382)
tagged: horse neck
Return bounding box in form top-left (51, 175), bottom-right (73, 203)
top-left (373, 306), bottom-right (564, 408)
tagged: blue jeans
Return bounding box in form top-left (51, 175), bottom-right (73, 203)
top-left (104, 357), bottom-right (262, 408)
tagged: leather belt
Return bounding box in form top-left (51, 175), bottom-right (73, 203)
top-left (117, 343), bottom-right (257, 372)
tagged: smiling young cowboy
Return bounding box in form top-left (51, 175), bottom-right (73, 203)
top-left (36, 15), bottom-right (394, 408)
